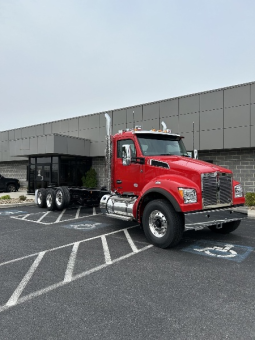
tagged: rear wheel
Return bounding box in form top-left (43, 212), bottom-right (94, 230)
top-left (55, 186), bottom-right (71, 210)
top-left (7, 184), bottom-right (16, 192)
top-left (37, 188), bottom-right (46, 208)
top-left (46, 189), bottom-right (56, 211)
top-left (208, 220), bottom-right (241, 234)
top-left (142, 199), bottom-right (184, 248)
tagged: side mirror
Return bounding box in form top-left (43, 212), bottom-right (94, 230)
top-left (122, 145), bottom-right (132, 166)
top-left (187, 150), bottom-right (198, 159)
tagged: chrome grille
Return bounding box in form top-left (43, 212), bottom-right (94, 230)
top-left (202, 172), bottom-right (232, 208)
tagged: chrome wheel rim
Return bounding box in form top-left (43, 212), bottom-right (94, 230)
top-left (9, 185), bottom-right (15, 192)
top-left (148, 210), bottom-right (167, 238)
top-left (37, 192), bottom-right (42, 205)
top-left (56, 190), bottom-right (63, 206)
top-left (46, 193), bottom-right (52, 207)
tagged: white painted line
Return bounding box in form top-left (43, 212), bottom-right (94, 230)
top-left (37, 211), bottom-right (50, 223)
top-left (0, 225), bottom-right (140, 267)
top-left (101, 235), bottom-right (112, 264)
top-left (93, 207), bottom-right (96, 215)
top-left (64, 242), bottom-right (80, 282)
top-left (0, 244), bottom-right (153, 313)
top-left (124, 229), bottom-right (138, 253)
top-left (75, 207), bottom-right (81, 219)
top-left (21, 214), bottom-right (30, 220)
top-left (56, 209), bottom-right (66, 223)
top-left (11, 213), bottom-right (103, 225)
top-left (5, 251), bottom-right (46, 307)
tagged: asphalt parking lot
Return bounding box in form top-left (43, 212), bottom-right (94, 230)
top-left (0, 205), bottom-right (254, 340)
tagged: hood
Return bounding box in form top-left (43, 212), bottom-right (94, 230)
top-left (147, 155), bottom-right (232, 181)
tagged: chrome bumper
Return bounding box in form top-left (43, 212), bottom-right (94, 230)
top-left (184, 207), bottom-right (248, 231)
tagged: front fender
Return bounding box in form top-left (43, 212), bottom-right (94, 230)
top-left (133, 174), bottom-right (202, 218)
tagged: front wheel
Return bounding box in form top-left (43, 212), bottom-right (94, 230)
top-left (208, 220), bottom-right (241, 234)
top-left (142, 199), bottom-right (184, 248)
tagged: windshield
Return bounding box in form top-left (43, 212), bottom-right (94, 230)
top-left (137, 134), bottom-right (188, 156)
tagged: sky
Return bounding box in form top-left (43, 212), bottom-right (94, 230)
top-left (1, 0), bottom-right (255, 131)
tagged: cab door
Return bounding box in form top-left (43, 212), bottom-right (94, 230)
top-left (114, 138), bottom-right (144, 195)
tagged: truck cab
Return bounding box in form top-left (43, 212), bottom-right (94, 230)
top-left (100, 117), bottom-right (246, 248)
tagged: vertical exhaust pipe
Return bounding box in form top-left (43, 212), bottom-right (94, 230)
top-left (161, 121), bottom-right (167, 130)
top-left (105, 113), bottom-right (112, 192)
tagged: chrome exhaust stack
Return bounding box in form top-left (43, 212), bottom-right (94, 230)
top-left (105, 113), bottom-right (112, 192)
top-left (161, 121), bottom-right (167, 130)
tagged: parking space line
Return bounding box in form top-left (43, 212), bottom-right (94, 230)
top-left (64, 242), bottom-right (80, 283)
top-left (21, 214), bottom-right (30, 220)
top-left (37, 211), bottom-right (50, 223)
top-left (101, 235), bottom-right (112, 264)
top-left (0, 244), bottom-right (153, 314)
top-left (75, 207), bottom-right (81, 219)
top-left (0, 225), bottom-right (140, 268)
top-left (6, 251), bottom-right (46, 307)
top-left (56, 209), bottom-right (66, 223)
top-left (0, 225), bottom-right (152, 313)
top-left (124, 229), bottom-right (138, 253)
top-left (10, 212), bottom-right (102, 225)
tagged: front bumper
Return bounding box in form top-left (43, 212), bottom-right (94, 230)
top-left (184, 206), bottom-right (248, 231)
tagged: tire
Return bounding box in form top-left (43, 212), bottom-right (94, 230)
top-left (7, 184), bottom-right (16, 192)
top-left (37, 188), bottom-right (46, 208)
top-left (55, 187), bottom-right (66, 210)
top-left (62, 186), bottom-right (70, 207)
top-left (208, 220), bottom-right (241, 234)
top-left (46, 188), bottom-right (56, 211)
top-left (55, 186), bottom-right (70, 210)
top-left (142, 199), bottom-right (184, 248)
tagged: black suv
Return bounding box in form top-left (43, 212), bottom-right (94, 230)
top-left (0, 174), bottom-right (20, 192)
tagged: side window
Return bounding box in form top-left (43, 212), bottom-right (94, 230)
top-left (117, 139), bottom-right (136, 158)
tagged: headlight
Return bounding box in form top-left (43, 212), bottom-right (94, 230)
top-left (178, 188), bottom-right (197, 204)
top-left (235, 184), bottom-right (243, 198)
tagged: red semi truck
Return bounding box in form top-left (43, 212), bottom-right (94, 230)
top-left (36, 113), bottom-right (247, 248)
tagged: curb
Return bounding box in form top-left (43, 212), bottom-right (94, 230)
top-left (248, 210), bottom-right (255, 218)
top-left (0, 202), bottom-right (36, 209)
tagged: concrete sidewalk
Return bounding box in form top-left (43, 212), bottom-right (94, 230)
top-left (0, 190), bottom-right (35, 200)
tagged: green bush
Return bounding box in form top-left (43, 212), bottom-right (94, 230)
top-left (245, 192), bottom-right (255, 206)
top-left (81, 168), bottom-right (98, 188)
top-left (0, 195), bottom-right (11, 200)
top-left (19, 195), bottom-right (27, 201)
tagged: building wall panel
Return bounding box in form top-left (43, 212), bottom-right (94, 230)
top-left (143, 103), bottom-right (159, 121)
top-left (68, 118), bottom-right (78, 132)
top-left (179, 112), bottom-right (199, 133)
top-left (224, 126), bottom-right (250, 148)
top-left (113, 109), bottom-right (126, 125)
top-left (160, 99), bottom-right (178, 118)
top-left (200, 129), bottom-right (223, 150)
top-left (200, 91), bottom-right (223, 111)
top-left (179, 95), bottom-right (199, 115)
top-left (224, 84), bottom-right (250, 107)
top-left (79, 115), bottom-right (90, 130)
top-left (43, 123), bottom-right (52, 135)
top-left (224, 105), bottom-right (250, 128)
top-left (88, 114), bottom-right (100, 129)
top-left (179, 131), bottom-right (199, 151)
top-left (200, 109), bottom-right (223, 130)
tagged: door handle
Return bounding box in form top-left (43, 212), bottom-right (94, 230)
top-left (116, 180), bottom-right (122, 184)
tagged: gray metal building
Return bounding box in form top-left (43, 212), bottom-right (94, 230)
top-left (1, 81), bottom-right (255, 192)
